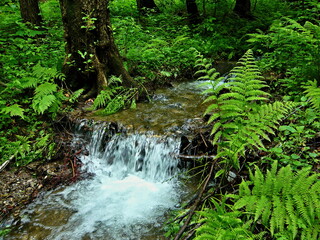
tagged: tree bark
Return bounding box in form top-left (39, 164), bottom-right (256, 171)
top-left (59, 0), bottom-right (135, 94)
top-left (19, 0), bottom-right (42, 26)
top-left (234, 0), bottom-right (251, 18)
top-left (136, 0), bottom-right (159, 14)
top-left (186, 0), bottom-right (201, 25)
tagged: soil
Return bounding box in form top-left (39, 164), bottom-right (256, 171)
top-left (0, 160), bottom-right (73, 222)
top-left (0, 117), bottom-right (83, 227)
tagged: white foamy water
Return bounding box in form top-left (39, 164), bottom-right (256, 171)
top-left (10, 123), bottom-right (182, 240)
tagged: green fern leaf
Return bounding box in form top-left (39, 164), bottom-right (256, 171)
top-left (234, 162), bottom-right (320, 238)
top-left (33, 95), bottom-right (56, 114)
top-left (1, 104), bottom-right (25, 118)
top-left (34, 82), bottom-right (57, 96)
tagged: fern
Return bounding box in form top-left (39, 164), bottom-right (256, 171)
top-left (304, 80), bottom-right (320, 111)
top-left (32, 82), bottom-right (65, 115)
top-left (198, 50), bottom-right (295, 169)
top-left (92, 76), bottom-right (138, 115)
top-left (93, 88), bottom-right (116, 109)
top-left (20, 63), bottom-right (65, 89)
top-left (233, 161), bottom-right (320, 239)
top-left (248, 18), bottom-right (320, 97)
top-left (1, 104), bottom-right (25, 118)
top-left (194, 198), bottom-right (264, 240)
top-left (69, 88), bottom-right (84, 103)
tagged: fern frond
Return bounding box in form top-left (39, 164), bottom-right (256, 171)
top-left (32, 95), bottom-right (56, 114)
top-left (304, 80), bottom-right (320, 111)
top-left (1, 104), bottom-right (25, 118)
top-left (93, 89), bottom-right (113, 109)
top-left (234, 162), bottom-right (320, 238)
top-left (20, 77), bottom-right (39, 89)
top-left (195, 199), bottom-right (257, 240)
top-left (32, 82), bottom-right (64, 115)
top-left (34, 82), bottom-right (57, 96)
top-left (69, 88), bottom-right (84, 103)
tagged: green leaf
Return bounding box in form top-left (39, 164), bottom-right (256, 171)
top-left (279, 125), bottom-right (296, 133)
top-left (1, 104), bottom-right (25, 118)
top-left (215, 169), bottom-right (226, 178)
top-left (290, 154), bottom-right (300, 160)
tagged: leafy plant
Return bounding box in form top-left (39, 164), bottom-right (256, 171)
top-left (195, 198), bottom-right (262, 240)
top-left (31, 82), bottom-right (66, 116)
top-left (92, 76), bottom-right (137, 115)
top-left (304, 80), bottom-right (320, 112)
top-left (197, 49), bottom-right (295, 170)
top-left (233, 161), bottom-right (320, 239)
top-left (261, 123), bottom-right (319, 169)
top-left (1, 104), bottom-right (25, 118)
top-left (248, 18), bottom-right (320, 98)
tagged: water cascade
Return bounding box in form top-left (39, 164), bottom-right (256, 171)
top-left (7, 122), bottom-right (183, 240)
top-left (4, 80), bottom-right (215, 240)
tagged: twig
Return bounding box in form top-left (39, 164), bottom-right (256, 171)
top-left (183, 223), bottom-right (203, 240)
top-left (200, 132), bottom-right (208, 148)
top-left (174, 159), bottom-right (216, 240)
top-left (0, 155), bottom-right (15, 172)
top-left (0, 81), bottom-right (8, 87)
top-left (178, 154), bottom-right (216, 159)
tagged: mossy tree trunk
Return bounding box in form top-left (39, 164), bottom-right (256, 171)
top-left (234, 0), bottom-right (251, 18)
top-left (136, 0), bottom-right (159, 14)
top-left (59, 0), bottom-right (135, 95)
top-left (186, 0), bottom-right (201, 25)
top-left (19, 0), bottom-right (42, 26)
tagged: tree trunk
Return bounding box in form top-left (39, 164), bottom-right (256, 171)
top-left (186, 0), bottom-right (201, 25)
top-left (19, 0), bottom-right (42, 26)
top-left (136, 0), bottom-right (159, 14)
top-left (59, 0), bottom-right (135, 94)
top-left (234, 0), bottom-right (251, 18)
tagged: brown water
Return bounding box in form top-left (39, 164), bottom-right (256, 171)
top-left (85, 80), bottom-right (210, 136)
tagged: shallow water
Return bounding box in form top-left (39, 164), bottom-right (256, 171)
top-left (85, 80), bottom-right (211, 135)
top-left (4, 80), bottom-right (210, 240)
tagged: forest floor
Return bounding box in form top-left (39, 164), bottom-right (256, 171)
top-left (0, 123), bottom-right (83, 225)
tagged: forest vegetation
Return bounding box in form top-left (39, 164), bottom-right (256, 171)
top-left (0, 0), bottom-right (319, 239)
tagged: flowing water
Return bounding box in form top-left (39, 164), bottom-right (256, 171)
top-left (4, 80), bottom-right (212, 240)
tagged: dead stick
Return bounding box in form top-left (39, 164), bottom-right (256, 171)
top-left (0, 155), bottom-right (15, 172)
top-left (200, 132), bottom-right (208, 148)
top-left (183, 223), bottom-right (203, 240)
top-left (70, 158), bottom-right (75, 177)
top-left (174, 159), bottom-right (216, 240)
top-left (178, 154), bottom-right (215, 159)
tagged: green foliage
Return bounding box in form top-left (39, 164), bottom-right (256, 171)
top-left (304, 80), bottom-right (320, 112)
top-left (261, 123), bottom-right (319, 169)
top-left (248, 18), bottom-right (320, 98)
top-left (32, 82), bottom-right (66, 116)
top-left (195, 198), bottom-right (262, 240)
top-left (233, 161), bottom-right (320, 239)
top-left (111, 13), bottom-right (200, 83)
top-left (0, 228), bottom-right (11, 237)
top-left (69, 88), bottom-right (85, 103)
top-left (1, 104), bottom-right (25, 118)
top-left (198, 49), bottom-right (295, 169)
top-left (93, 76), bottom-right (138, 115)
top-left (0, 1), bottom-right (70, 166)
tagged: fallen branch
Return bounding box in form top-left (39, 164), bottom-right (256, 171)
top-left (184, 222), bottom-right (203, 240)
top-left (0, 155), bottom-right (15, 172)
top-left (0, 81), bottom-right (8, 87)
top-left (174, 159), bottom-right (216, 240)
top-left (177, 154), bottom-right (216, 159)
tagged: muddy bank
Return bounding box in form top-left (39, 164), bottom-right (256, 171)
top-left (0, 125), bottom-right (83, 228)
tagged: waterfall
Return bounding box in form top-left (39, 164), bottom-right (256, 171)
top-left (12, 122), bottom-right (183, 240)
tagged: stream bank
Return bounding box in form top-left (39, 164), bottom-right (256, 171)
top-left (1, 79), bottom-right (216, 239)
